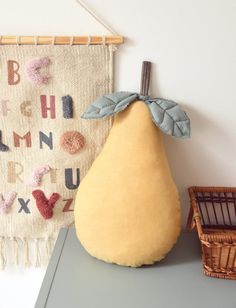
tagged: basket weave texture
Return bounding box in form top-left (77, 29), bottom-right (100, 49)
top-left (187, 186), bottom-right (236, 279)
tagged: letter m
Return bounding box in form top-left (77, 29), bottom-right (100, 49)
top-left (13, 131), bottom-right (32, 147)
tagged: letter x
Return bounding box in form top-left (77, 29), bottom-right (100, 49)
top-left (18, 198), bottom-right (31, 214)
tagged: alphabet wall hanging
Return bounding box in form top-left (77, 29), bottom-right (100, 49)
top-left (0, 1), bottom-right (123, 267)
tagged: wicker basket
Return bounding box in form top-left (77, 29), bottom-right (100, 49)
top-left (187, 186), bottom-right (236, 279)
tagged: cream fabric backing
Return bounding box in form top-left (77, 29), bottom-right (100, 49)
top-left (0, 44), bottom-right (114, 266)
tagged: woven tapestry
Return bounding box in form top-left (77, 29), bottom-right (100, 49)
top-left (0, 44), bottom-right (114, 267)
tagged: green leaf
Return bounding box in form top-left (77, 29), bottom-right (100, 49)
top-left (146, 98), bottom-right (191, 138)
top-left (81, 91), bottom-right (191, 139)
top-left (81, 92), bottom-right (139, 119)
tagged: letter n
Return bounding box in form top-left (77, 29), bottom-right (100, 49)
top-left (40, 95), bottom-right (56, 118)
top-left (39, 131), bottom-right (53, 150)
top-left (8, 60), bottom-right (20, 85)
top-left (13, 131), bottom-right (32, 147)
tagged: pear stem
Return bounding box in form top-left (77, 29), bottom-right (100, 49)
top-left (140, 61), bottom-right (151, 96)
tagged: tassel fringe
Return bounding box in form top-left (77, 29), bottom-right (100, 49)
top-left (0, 237), bottom-right (55, 269)
top-left (34, 239), bottom-right (40, 267)
top-left (23, 238), bottom-right (31, 267)
top-left (11, 237), bottom-right (19, 266)
top-left (0, 237), bottom-right (6, 269)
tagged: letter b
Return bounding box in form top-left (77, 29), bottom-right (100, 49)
top-left (8, 60), bottom-right (20, 85)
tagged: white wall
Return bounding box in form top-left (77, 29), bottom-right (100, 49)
top-left (0, 0), bottom-right (235, 307)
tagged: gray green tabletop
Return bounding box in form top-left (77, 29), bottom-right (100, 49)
top-left (35, 228), bottom-right (236, 308)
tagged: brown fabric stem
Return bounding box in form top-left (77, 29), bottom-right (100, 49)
top-left (140, 61), bottom-right (151, 96)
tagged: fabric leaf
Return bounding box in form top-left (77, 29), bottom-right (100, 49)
top-left (146, 98), bottom-right (191, 138)
top-left (81, 92), bottom-right (139, 119)
top-left (81, 91), bottom-right (191, 139)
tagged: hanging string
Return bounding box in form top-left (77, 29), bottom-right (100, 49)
top-left (51, 36), bottom-right (56, 45)
top-left (87, 35), bottom-right (91, 45)
top-left (34, 36), bottom-right (38, 45)
top-left (16, 36), bottom-right (20, 46)
top-left (102, 36), bottom-right (106, 45)
top-left (70, 36), bottom-right (74, 46)
top-left (75, 0), bottom-right (118, 35)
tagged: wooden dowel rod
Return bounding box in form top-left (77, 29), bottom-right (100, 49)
top-left (0, 35), bottom-right (124, 45)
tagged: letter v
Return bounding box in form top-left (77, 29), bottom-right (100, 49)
top-left (0, 191), bottom-right (17, 213)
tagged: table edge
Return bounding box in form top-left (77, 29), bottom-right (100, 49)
top-left (34, 227), bottom-right (70, 308)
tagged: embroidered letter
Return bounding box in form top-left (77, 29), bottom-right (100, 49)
top-left (40, 95), bottom-right (56, 119)
top-left (27, 165), bottom-right (50, 187)
top-left (13, 131), bottom-right (32, 147)
top-left (26, 57), bottom-right (50, 85)
top-left (39, 131), bottom-right (53, 150)
top-left (7, 161), bottom-right (24, 183)
top-left (32, 190), bottom-right (60, 219)
top-left (0, 100), bottom-right (11, 116)
top-left (18, 198), bottom-right (31, 214)
top-left (62, 199), bottom-right (74, 212)
top-left (20, 101), bottom-right (32, 117)
top-left (0, 192), bottom-right (17, 213)
top-left (8, 60), bottom-right (20, 85)
top-left (0, 130), bottom-right (9, 152)
top-left (65, 168), bottom-right (80, 190)
top-left (62, 95), bottom-right (73, 118)
top-left (49, 168), bottom-right (58, 183)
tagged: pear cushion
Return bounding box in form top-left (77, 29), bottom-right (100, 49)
top-left (75, 100), bottom-right (181, 267)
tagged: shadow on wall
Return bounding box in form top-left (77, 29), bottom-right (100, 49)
top-left (112, 55), bottom-right (234, 226)
top-left (163, 104), bottom-right (234, 226)
top-left (114, 41), bottom-right (162, 93)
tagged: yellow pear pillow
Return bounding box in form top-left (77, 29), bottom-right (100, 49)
top-left (74, 92), bottom-right (190, 267)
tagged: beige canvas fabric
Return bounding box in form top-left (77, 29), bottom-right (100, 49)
top-left (0, 44), bottom-right (114, 267)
